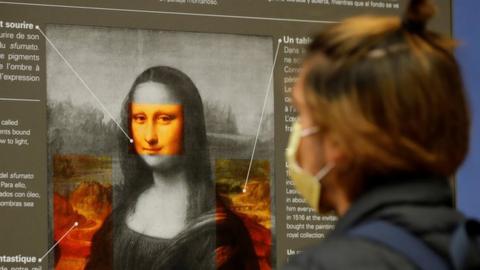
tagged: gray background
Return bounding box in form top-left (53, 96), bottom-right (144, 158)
top-left (46, 25), bottom-right (273, 136)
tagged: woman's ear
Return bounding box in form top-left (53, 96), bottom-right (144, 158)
top-left (323, 134), bottom-right (346, 166)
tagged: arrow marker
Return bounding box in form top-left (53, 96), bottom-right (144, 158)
top-left (38, 221), bottom-right (79, 263)
top-left (36, 26), bottom-right (133, 143)
top-left (243, 38), bottom-right (282, 193)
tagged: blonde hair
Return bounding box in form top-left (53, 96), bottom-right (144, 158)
top-left (304, 0), bottom-right (470, 178)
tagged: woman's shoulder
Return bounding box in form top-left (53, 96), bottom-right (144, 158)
top-left (285, 176), bottom-right (462, 270)
top-left (284, 236), bottom-right (415, 270)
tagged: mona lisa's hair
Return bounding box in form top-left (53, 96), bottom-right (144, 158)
top-left (303, 0), bottom-right (470, 179)
top-left (117, 66), bottom-right (214, 221)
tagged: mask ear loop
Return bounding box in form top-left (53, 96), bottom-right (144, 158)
top-left (298, 124), bottom-right (335, 181)
top-left (301, 126), bottom-right (320, 137)
top-left (314, 163), bottom-right (335, 182)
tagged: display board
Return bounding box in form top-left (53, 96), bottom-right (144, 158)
top-left (0, 1), bottom-right (451, 269)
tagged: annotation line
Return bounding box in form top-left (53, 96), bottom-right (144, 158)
top-left (38, 222), bottom-right (78, 263)
top-left (0, 1), bottom-right (337, 24)
top-left (36, 26), bottom-right (133, 143)
top-left (0, 98), bottom-right (40, 102)
top-left (243, 38), bottom-right (282, 193)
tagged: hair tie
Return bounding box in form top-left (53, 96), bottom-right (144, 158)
top-left (367, 44), bottom-right (410, 59)
top-left (402, 19), bottom-right (426, 34)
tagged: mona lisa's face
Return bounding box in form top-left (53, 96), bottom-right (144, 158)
top-left (131, 82), bottom-right (184, 168)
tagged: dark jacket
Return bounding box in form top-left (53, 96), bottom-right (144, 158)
top-left (283, 175), bottom-right (479, 270)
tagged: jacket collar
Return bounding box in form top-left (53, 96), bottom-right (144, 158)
top-left (331, 175), bottom-right (454, 237)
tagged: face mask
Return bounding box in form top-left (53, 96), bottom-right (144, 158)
top-left (286, 120), bottom-right (335, 212)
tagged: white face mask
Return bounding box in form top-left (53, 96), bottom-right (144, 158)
top-left (286, 120), bottom-right (335, 212)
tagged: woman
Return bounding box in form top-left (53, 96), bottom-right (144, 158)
top-left (284, 0), bottom-right (478, 269)
top-left (86, 66), bottom-right (259, 270)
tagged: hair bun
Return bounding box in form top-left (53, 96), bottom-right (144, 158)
top-left (403, 0), bottom-right (436, 33)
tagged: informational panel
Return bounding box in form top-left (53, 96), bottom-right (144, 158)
top-left (0, 1), bottom-right (451, 269)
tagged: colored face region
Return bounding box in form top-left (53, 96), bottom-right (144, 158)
top-left (131, 103), bottom-right (183, 156)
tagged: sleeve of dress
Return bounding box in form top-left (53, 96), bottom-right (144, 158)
top-left (85, 214), bottom-right (113, 270)
top-left (216, 201), bottom-right (260, 270)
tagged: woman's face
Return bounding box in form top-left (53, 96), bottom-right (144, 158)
top-left (131, 82), bottom-right (184, 168)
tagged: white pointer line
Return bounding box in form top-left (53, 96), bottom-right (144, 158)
top-left (0, 97), bottom-right (40, 102)
top-left (38, 221), bottom-right (78, 263)
top-left (0, 1), bottom-right (337, 24)
top-left (243, 38), bottom-right (282, 193)
top-left (36, 26), bottom-right (133, 143)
